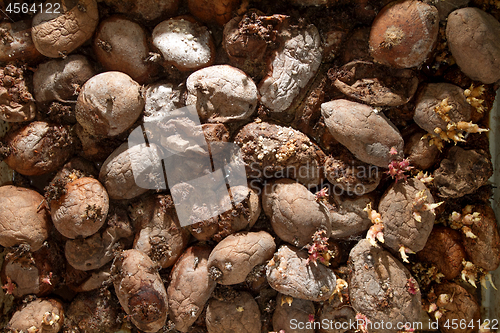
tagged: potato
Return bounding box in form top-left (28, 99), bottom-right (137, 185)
top-left (143, 81), bottom-right (184, 123)
top-left (0, 19), bottom-right (42, 63)
top-left (168, 246), bottom-right (216, 332)
top-left (7, 298), bottom-right (64, 333)
top-left (348, 239), bottom-right (421, 332)
top-left (188, 0), bottom-right (240, 25)
top-left (272, 293), bottom-right (315, 333)
top-left (101, 0), bottom-right (178, 22)
top-left (71, 263), bottom-right (113, 293)
top-left (208, 231), bottom-right (276, 285)
top-left (3, 121), bottom-right (74, 176)
top-left (94, 17), bottom-right (156, 84)
top-left (434, 0), bottom-right (468, 20)
top-left (75, 71), bottom-right (144, 137)
top-left (31, 0), bottom-right (99, 58)
top-left (0, 64), bottom-right (36, 123)
top-left (186, 65), bottom-right (258, 123)
top-left (33, 55), bottom-right (95, 104)
top-left (369, 0), bottom-right (439, 68)
top-left (51, 157), bottom-right (98, 184)
top-left (328, 193), bottom-right (374, 239)
top-left (318, 302), bottom-right (356, 333)
top-left (404, 130), bottom-right (440, 170)
top-left (113, 249), bottom-right (168, 333)
top-left (266, 245), bottom-right (337, 301)
top-left (50, 177), bottom-right (109, 239)
top-left (262, 179), bottom-right (331, 247)
top-left (206, 291), bottom-right (261, 333)
top-left (75, 124), bottom-right (123, 161)
top-left (446, 7), bottom-right (500, 84)
top-left (234, 121), bottom-right (326, 188)
top-left (321, 99), bottom-right (404, 167)
top-left (0, 186), bottom-right (50, 251)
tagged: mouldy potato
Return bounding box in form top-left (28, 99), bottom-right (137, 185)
top-left (69, 262), bottom-right (113, 293)
top-left (101, 0), bottom-right (178, 22)
top-left (206, 291), bottom-right (261, 333)
top-left (321, 99), bottom-right (404, 167)
top-left (188, 0), bottom-right (240, 25)
top-left (143, 81), bottom-right (184, 123)
top-left (113, 249), bottom-right (168, 333)
top-left (0, 19), bottom-right (41, 63)
top-left (168, 246), bottom-right (216, 332)
top-left (152, 17), bottom-right (215, 71)
top-left (404, 130), bottom-right (440, 170)
top-left (0, 185), bottom-right (50, 251)
top-left (266, 245), bottom-right (337, 302)
top-left (328, 193), bottom-right (374, 239)
top-left (6, 298), bottom-right (64, 333)
top-left (94, 17), bottom-right (155, 84)
top-left (369, 0), bottom-right (439, 68)
top-left (207, 231), bottom-right (276, 285)
top-left (33, 55), bottom-right (96, 104)
top-left (0, 64), bottom-right (36, 123)
top-left (75, 71), bottom-right (144, 137)
top-left (31, 0), bottom-right (99, 58)
top-left (235, 121), bottom-right (326, 187)
top-left (272, 293), bottom-right (315, 333)
top-left (50, 177), bottom-right (109, 239)
top-left (262, 178), bottom-right (331, 247)
top-left (186, 65), bottom-right (258, 123)
top-left (348, 239), bottom-right (421, 332)
top-left (446, 7), bottom-right (500, 84)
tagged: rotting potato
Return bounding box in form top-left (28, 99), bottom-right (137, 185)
top-left (113, 249), bottom-right (168, 333)
top-left (262, 179), bottom-right (331, 247)
top-left (50, 177), bottom-right (109, 239)
top-left (31, 0), bottom-right (99, 58)
top-left (321, 99), bottom-right (404, 167)
top-left (0, 185), bottom-right (50, 251)
top-left (0, 64), bottom-right (36, 123)
top-left (235, 121), bottom-right (326, 188)
top-left (328, 193), bottom-right (374, 240)
top-left (168, 246), bottom-right (216, 332)
top-left (3, 121), bottom-right (74, 176)
top-left (33, 55), bottom-right (95, 104)
top-left (272, 293), bottom-right (315, 333)
top-left (75, 71), bottom-right (144, 137)
top-left (208, 231), bottom-right (276, 285)
top-left (0, 19), bottom-right (42, 63)
top-left (50, 157), bottom-right (98, 184)
top-left (348, 239), bottom-right (422, 332)
top-left (143, 81), bottom-right (184, 123)
top-left (266, 245), bottom-right (337, 302)
top-left (206, 291), bottom-right (261, 333)
top-left (188, 0), bottom-right (241, 25)
top-left (6, 298), bottom-right (64, 333)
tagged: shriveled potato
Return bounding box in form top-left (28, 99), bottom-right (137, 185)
top-left (31, 0), bottom-right (99, 58)
top-left (272, 293), bottom-right (315, 333)
top-left (113, 249), bottom-right (168, 333)
top-left (186, 65), bottom-right (258, 123)
top-left (266, 245), bottom-right (337, 301)
top-left (321, 99), bottom-right (404, 167)
top-left (404, 130), bottom-right (440, 170)
top-left (7, 298), bottom-right (64, 333)
top-left (75, 71), bottom-right (144, 137)
top-left (446, 7), bottom-right (500, 84)
top-left (0, 64), bottom-right (36, 123)
top-left (329, 193), bottom-right (374, 239)
top-left (0, 186), bottom-right (50, 251)
top-left (262, 179), bottom-right (331, 247)
top-left (208, 231), bottom-right (276, 285)
top-left (101, 0), bottom-right (178, 22)
top-left (349, 239), bottom-right (421, 332)
top-left (33, 55), bottom-right (95, 104)
top-left (51, 157), bottom-right (98, 183)
top-left (0, 20), bottom-right (42, 63)
top-left (168, 246), bottom-right (216, 332)
top-left (206, 291), bottom-right (261, 333)
top-left (235, 121), bottom-right (326, 187)
top-left (94, 17), bottom-right (156, 84)
top-left (3, 121), bottom-right (74, 176)
top-left (50, 177), bottom-right (109, 239)
top-left (188, 0), bottom-right (240, 25)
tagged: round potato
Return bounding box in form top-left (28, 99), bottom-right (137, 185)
top-left (7, 298), bottom-right (64, 333)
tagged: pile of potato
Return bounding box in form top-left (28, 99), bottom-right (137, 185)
top-left (1, 0), bottom-right (500, 332)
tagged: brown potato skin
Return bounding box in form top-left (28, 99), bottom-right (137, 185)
top-left (0, 186), bottom-right (50, 251)
top-left (404, 131), bottom-right (440, 170)
top-left (0, 20), bottom-right (42, 63)
top-left (7, 298), bottom-right (64, 333)
top-left (168, 246), bottom-right (216, 332)
top-left (188, 0), bottom-right (240, 25)
top-left (272, 293), bottom-right (315, 333)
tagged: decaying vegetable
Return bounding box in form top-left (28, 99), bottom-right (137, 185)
top-left (6, 298), bottom-right (64, 333)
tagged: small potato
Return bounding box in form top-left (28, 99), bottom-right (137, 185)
top-left (0, 64), bottom-right (36, 123)
top-left (50, 177), bottom-right (109, 239)
top-left (329, 194), bottom-right (374, 239)
top-left (3, 121), bottom-right (74, 176)
top-left (31, 0), bottom-right (99, 58)
top-left (262, 179), bottom-right (331, 247)
top-left (188, 0), bottom-right (240, 25)
top-left (404, 130), bottom-right (440, 170)
top-left (318, 302), bottom-right (356, 333)
top-left (168, 246), bottom-right (216, 332)
top-left (71, 263), bottom-right (113, 293)
top-left (75, 71), bottom-right (144, 137)
top-left (0, 19), bottom-right (42, 63)
top-left (33, 55), bottom-right (95, 104)
top-left (113, 249), bottom-right (168, 333)
top-left (208, 231), bottom-right (276, 285)
top-left (266, 245), bottom-right (337, 301)
top-left (7, 299), bottom-right (64, 333)
top-left (0, 185), bottom-right (50, 251)
top-left (206, 291), bottom-right (261, 333)
top-left (272, 293), bottom-right (315, 333)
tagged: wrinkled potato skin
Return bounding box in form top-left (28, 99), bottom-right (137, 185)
top-left (208, 231), bottom-right (276, 285)
top-left (7, 298), bottom-right (64, 333)
top-left (262, 179), bottom-right (331, 247)
top-left (168, 246), bottom-right (216, 332)
top-left (0, 186), bottom-right (50, 251)
top-left (329, 194), bottom-right (374, 239)
top-left (272, 293), bottom-right (315, 333)
top-left (32, 0), bottom-right (99, 58)
top-left (113, 249), bottom-right (168, 333)
top-left (0, 20), bottom-right (42, 63)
